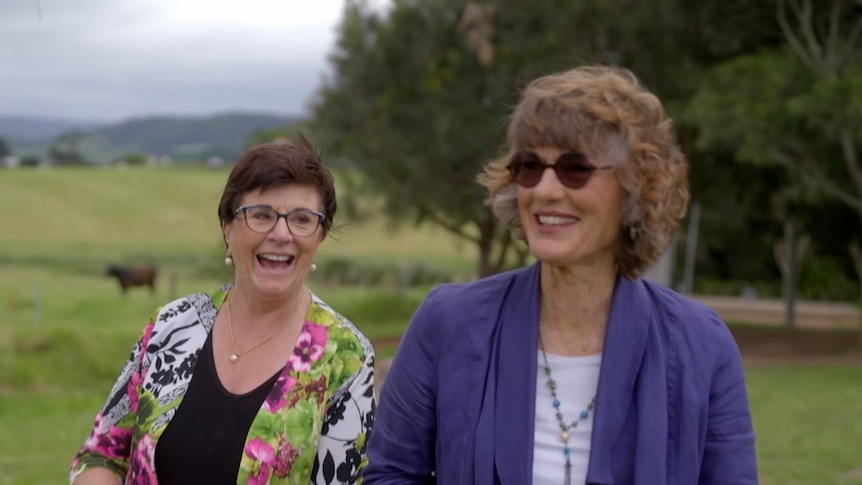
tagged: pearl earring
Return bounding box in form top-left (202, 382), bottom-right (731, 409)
top-left (628, 226), bottom-right (637, 240)
top-left (224, 255), bottom-right (234, 266)
top-left (310, 261), bottom-right (317, 272)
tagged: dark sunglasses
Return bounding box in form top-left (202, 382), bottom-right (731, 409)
top-left (507, 151), bottom-right (614, 189)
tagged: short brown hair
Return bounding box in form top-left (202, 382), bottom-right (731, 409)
top-left (477, 65), bottom-right (689, 279)
top-left (218, 137), bottom-right (337, 235)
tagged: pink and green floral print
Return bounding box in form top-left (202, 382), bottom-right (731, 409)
top-left (70, 288), bottom-right (375, 484)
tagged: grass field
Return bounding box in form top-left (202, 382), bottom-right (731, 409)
top-left (0, 165), bottom-right (476, 271)
top-left (1, 166), bottom-right (861, 484)
top-left (746, 365), bottom-right (862, 485)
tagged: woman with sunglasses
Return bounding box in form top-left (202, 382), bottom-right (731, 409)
top-left (364, 65), bottom-right (757, 484)
top-left (70, 139), bottom-right (375, 484)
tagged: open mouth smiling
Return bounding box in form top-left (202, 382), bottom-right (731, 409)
top-left (537, 215), bottom-right (578, 226)
top-left (257, 253), bottom-right (296, 269)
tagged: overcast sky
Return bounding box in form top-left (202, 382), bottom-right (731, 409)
top-left (0, 0), bottom-right (365, 122)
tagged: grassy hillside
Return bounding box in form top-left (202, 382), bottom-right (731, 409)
top-left (0, 165), bottom-right (475, 272)
top-left (0, 166), bottom-right (225, 260)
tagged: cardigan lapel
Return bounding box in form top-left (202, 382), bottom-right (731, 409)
top-left (585, 277), bottom-right (652, 485)
top-left (475, 268), bottom-right (655, 484)
top-left (491, 263), bottom-right (541, 485)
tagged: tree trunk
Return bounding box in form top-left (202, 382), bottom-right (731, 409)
top-left (476, 213), bottom-right (499, 278)
top-left (851, 237), bottom-right (862, 349)
top-left (475, 213), bottom-right (530, 278)
top-left (783, 220), bottom-right (798, 328)
top-left (775, 218), bottom-right (810, 328)
top-left (477, 235), bottom-right (494, 278)
top-left (681, 201), bottom-right (701, 295)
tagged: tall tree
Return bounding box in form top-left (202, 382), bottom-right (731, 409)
top-left (779, 0), bottom-right (862, 335)
top-left (311, 0), bottom-right (542, 277)
top-left (685, 0), bottom-right (862, 331)
top-left (310, 0), bottom-right (783, 277)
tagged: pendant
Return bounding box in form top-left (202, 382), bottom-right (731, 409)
top-left (229, 354), bottom-right (239, 363)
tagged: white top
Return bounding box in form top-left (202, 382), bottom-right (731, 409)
top-left (532, 351), bottom-right (602, 485)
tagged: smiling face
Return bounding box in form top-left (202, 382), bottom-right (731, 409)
top-left (517, 146), bottom-right (626, 271)
top-left (222, 183), bottom-right (324, 301)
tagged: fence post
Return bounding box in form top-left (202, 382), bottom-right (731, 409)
top-left (169, 273), bottom-right (178, 301)
top-left (33, 282), bottom-right (41, 326)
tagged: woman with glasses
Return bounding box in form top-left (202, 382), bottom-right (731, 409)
top-left (71, 139), bottom-right (375, 484)
top-left (364, 65), bottom-right (757, 484)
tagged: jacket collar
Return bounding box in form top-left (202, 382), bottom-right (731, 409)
top-left (485, 264), bottom-right (653, 485)
top-left (492, 263), bottom-right (541, 484)
top-left (586, 276), bottom-right (653, 485)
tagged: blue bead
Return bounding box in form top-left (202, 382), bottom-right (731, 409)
top-left (580, 411), bottom-right (588, 419)
top-left (553, 399), bottom-right (560, 408)
top-left (564, 448), bottom-right (571, 458)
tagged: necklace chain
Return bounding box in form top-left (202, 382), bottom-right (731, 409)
top-left (538, 329), bottom-right (595, 485)
top-left (225, 288), bottom-right (307, 363)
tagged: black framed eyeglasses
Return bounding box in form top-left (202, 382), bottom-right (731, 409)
top-left (234, 205), bottom-right (325, 237)
top-left (507, 151), bottom-right (614, 189)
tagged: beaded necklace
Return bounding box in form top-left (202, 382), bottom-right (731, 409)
top-left (538, 330), bottom-right (596, 485)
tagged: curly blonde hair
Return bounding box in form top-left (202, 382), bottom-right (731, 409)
top-left (477, 65), bottom-right (689, 279)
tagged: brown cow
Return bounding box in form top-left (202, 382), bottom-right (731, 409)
top-left (105, 264), bottom-right (157, 295)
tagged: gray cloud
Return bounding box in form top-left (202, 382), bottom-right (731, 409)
top-left (0, 0), bottom-right (343, 121)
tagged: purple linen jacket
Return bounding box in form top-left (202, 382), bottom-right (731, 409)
top-left (363, 263), bottom-right (758, 484)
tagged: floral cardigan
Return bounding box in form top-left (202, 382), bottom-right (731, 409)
top-left (70, 287), bottom-right (375, 484)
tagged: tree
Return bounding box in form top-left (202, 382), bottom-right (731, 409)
top-left (0, 137), bottom-right (10, 158)
top-left (122, 152), bottom-right (147, 166)
top-left (311, 0), bottom-right (788, 277)
top-left (685, 0), bottom-right (862, 334)
top-left (49, 130), bottom-right (90, 165)
top-left (311, 0), bottom-right (531, 277)
top-left (779, 0), bottom-right (862, 338)
top-left (244, 122), bottom-right (307, 151)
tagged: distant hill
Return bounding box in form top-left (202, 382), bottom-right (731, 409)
top-left (0, 116), bottom-right (105, 140)
top-left (95, 113), bottom-right (301, 158)
top-left (0, 112), bottom-right (302, 164)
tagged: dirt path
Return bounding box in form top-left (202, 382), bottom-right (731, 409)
top-left (691, 294), bottom-right (859, 329)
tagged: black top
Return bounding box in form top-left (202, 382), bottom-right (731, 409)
top-left (155, 330), bottom-right (281, 484)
